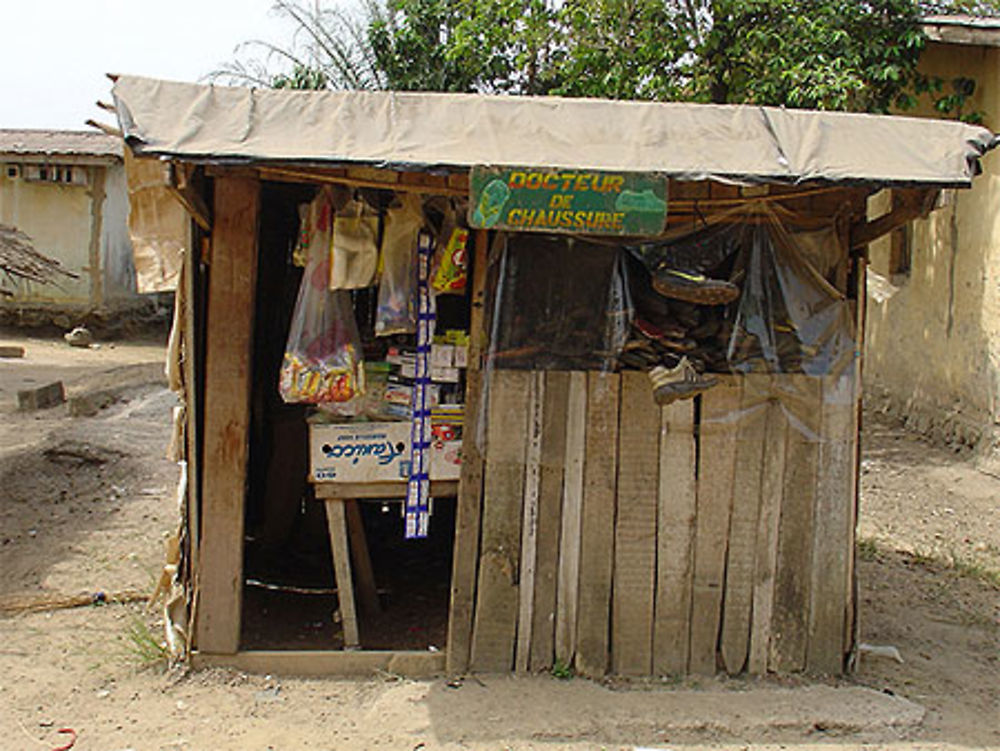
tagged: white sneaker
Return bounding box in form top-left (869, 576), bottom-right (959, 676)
top-left (648, 357), bottom-right (718, 405)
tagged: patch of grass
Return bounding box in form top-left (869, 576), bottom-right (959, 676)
top-left (122, 614), bottom-right (168, 671)
top-left (857, 537), bottom-right (880, 562)
top-left (551, 658), bottom-right (574, 680)
top-left (951, 555), bottom-right (1000, 588)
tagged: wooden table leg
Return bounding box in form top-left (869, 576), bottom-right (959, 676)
top-left (345, 499), bottom-right (381, 615)
top-left (325, 499), bottom-right (360, 649)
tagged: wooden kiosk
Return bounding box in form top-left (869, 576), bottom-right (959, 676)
top-left (108, 76), bottom-right (996, 678)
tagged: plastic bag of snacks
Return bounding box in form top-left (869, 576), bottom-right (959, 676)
top-left (279, 202), bottom-right (365, 404)
top-left (431, 227), bottom-right (469, 294)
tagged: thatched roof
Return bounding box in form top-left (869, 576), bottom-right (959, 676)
top-left (0, 224), bottom-right (77, 294)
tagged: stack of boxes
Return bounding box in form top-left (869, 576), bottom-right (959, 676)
top-left (309, 330), bottom-right (469, 482)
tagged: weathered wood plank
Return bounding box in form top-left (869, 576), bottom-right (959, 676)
top-left (530, 370), bottom-right (570, 672)
top-left (555, 371), bottom-right (587, 667)
top-left (446, 229), bottom-right (489, 676)
top-left (689, 377), bottom-right (742, 674)
top-left (516, 372), bottom-right (545, 672)
top-left (575, 372), bottom-right (620, 678)
top-left (195, 176), bottom-right (259, 654)
top-left (612, 371), bottom-right (660, 676)
top-left (770, 375), bottom-right (822, 673)
top-left (345, 500), bottom-right (380, 616)
top-left (193, 650), bottom-right (444, 678)
top-left (748, 383), bottom-right (789, 675)
top-left (325, 500), bottom-right (360, 648)
top-left (807, 375), bottom-right (854, 674)
top-left (653, 399), bottom-right (697, 676)
top-left (720, 375), bottom-right (770, 675)
top-left (470, 369), bottom-right (530, 672)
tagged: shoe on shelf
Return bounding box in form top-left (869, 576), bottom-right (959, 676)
top-left (648, 356), bottom-right (718, 405)
top-left (652, 266), bottom-right (740, 306)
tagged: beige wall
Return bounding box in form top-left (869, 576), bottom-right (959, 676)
top-left (0, 167), bottom-right (94, 304)
top-left (0, 161), bottom-right (138, 309)
top-left (865, 42), bottom-right (1000, 447)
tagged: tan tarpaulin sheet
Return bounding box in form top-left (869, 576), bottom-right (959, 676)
top-left (112, 75), bottom-right (995, 187)
top-left (124, 147), bottom-right (187, 292)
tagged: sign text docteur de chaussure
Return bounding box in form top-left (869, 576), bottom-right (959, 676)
top-left (469, 166), bottom-right (668, 236)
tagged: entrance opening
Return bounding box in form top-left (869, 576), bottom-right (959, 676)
top-left (239, 180), bottom-right (464, 651)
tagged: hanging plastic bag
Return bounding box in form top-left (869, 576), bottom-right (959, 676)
top-left (330, 198), bottom-right (379, 290)
top-left (376, 194), bottom-right (424, 336)
top-left (279, 209), bottom-right (365, 404)
top-left (431, 227), bottom-right (469, 294)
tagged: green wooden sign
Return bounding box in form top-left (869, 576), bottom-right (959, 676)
top-left (469, 165), bottom-right (668, 236)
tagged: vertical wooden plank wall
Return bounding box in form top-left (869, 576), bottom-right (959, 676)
top-left (195, 177), bottom-right (260, 654)
top-left (469, 369), bottom-right (530, 671)
top-left (461, 371), bottom-right (855, 676)
top-left (689, 379), bottom-right (740, 674)
top-left (612, 371), bottom-right (660, 675)
top-left (575, 372), bottom-right (621, 678)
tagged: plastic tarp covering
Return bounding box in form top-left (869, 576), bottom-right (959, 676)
top-left (629, 207), bottom-right (855, 377)
top-left (484, 204), bottom-right (854, 381)
top-left (123, 148), bottom-right (187, 293)
top-left (112, 76), bottom-right (995, 187)
top-left (486, 233), bottom-right (630, 372)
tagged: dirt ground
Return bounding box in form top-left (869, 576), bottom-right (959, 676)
top-left (0, 330), bottom-right (996, 751)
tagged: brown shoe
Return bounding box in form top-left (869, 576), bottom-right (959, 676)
top-left (652, 267), bottom-right (740, 305)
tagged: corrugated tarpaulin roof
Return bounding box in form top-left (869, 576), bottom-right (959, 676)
top-left (112, 75), bottom-right (997, 187)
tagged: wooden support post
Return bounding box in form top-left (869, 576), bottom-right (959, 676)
top-left (194, 176), bottom-right (259, 654)
top-left (612, 371), bottom-right (660, 676)
top-left (325, 500), bottom-right (360, 649)
top-left (345, 500), bottom-right (381, 616)
top-left (575, 372), bottom-right (620, 678)
top-left (446, 229), bottom-right (489, 676)
top-left (849, 188), bottom-right (937, 249)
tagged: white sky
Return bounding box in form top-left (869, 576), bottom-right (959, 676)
top-left (0, 0), bottom-right (302, 130)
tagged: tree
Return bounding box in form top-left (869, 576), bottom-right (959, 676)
top-left (216, 0), bottom-right (997, 115)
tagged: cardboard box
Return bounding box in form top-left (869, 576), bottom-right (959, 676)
top-left (310, 422), bottom-right (411, 483)
top-left (431, 344), bottom-right (454, 368)
top-left (430, 439), bottom-right (462, 480)
top-left (310, 421), bottom-right (463, 483)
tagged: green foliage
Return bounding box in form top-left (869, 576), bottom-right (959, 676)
top-left (272, 63), bottom-right (330, 90)
top-left (701, 0), bottom-right (926, 112)
top-left (551, 658), bottom-right (574, 679)
top-left (121, 615), bottom-right (169, 672)
top-left (218, 0), bottom-right (998, 117)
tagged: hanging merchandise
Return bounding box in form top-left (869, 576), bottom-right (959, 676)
top-left (279, 207), bottom-right (365, 404)
top-left (330, 198), bottom-right (379, 290)
top-left (404, 231), bottom-right (435, 539)
top-left (375, 194), bottom-right (424, 336)
top-left (431, 227), bottom-right (469, 294)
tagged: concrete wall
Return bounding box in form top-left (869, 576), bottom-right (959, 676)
top-left (101, 162), bottom-right (138, 302)
top-left (864, 42), bottom-right (1000, 448)
top-left (0, 160), bottom-right (140, 312)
